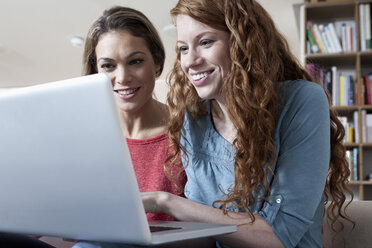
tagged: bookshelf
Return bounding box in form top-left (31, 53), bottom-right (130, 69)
top-left (302, 0), bottom-right (372, 200)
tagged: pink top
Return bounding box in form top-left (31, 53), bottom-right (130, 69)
top-left (126, 131), bottom-right (186, 221)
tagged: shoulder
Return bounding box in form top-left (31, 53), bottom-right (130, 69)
top-left (279, 79), bottom-right (329, 108)
top-left (276, 80), bottom-right (330, 139)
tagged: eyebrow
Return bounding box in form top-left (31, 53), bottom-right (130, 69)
top-left (97, 51), bottom-right (146, 63)
top-left (176, 31), bottom-right (215, 45)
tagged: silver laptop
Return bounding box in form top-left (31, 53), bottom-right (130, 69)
top-left (0, 73), bottom-right (236, 246)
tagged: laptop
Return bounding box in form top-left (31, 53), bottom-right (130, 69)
top-left (0, 73), bottom-right (237, 246)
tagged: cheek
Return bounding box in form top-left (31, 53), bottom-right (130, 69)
top-left (179, 57), bottom-right (187, 74)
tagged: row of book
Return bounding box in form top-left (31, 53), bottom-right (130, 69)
top-left (339, 116), bottom-right (355, 143)
top-left (360, 3), bottom-right (372, 51)
top-left (306, 63), bottom-right (356, 106)
top-left (346, 148), bottom-right (359, 181)
top-left (306, 20), bottom-right (357, 54)
top-left (339, 110), bottom-right (372, 144)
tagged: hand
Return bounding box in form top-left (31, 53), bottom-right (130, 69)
top-left (141, 191), bottom-right (170, 213)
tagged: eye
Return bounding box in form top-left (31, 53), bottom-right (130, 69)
top-left (129, 59), bottom-right (144, 65)
top-left (100, 63), bottom-right (116, 71)
top-left (178, 46), bottom-right (188, 54)
top-left (200, 39), bottom-right (214, 46)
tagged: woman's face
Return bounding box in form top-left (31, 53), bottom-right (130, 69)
top-left (176, 14), bottom-right (231, 101)
top-left (95, 31), bottom-right (160, 113)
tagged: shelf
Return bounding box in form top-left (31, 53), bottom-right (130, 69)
top-left (349, 180), bottom-right (372, 185)
top-left (306, 52), bottom-right (357, 58)
top-left (306, 53), bottom-right (357, 66)
top-left (306, 2), bottom-right (355, 20)
top-left (332, 105), bottom-right (359, 111)
top-left (303, 0), bottom-right (372, 200)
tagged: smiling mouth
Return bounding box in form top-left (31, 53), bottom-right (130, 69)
top-left (114, 87), bottom-right (140, 95)
top-left (191, 70), bottom-right (214, 81)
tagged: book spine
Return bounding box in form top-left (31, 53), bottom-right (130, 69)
top-left (365, 3), bottom-right (371, 50)
top-left (346, 25), bottom-right (352, 52)
top-left (328, 23), bottom-right (343, 53)
top-left (341, 23), bottom-right (348, 52)
top-left (319, 24), bottom-right (330, 53)
top-left (313, 24), bottom-right (326, 53)
top-left (354, 111), bottom-right (359, 143)
top-left (353, 147), bottom-right (358, 181)
top-left (347, 75), bottom-right (354, 106)
top-left (360, 4), bottom-right (366, 51)
top-left (340, 75), bottom-right (345, 105)
top-left (362, 109), bottom-right (367, 143)
top-left (325, 68), bottom-right (333, 95)
top-left (324, 25), bottom-right (336, 53)
top-left (355, 76), bottom-right (359, 105)
top-left (367, 113), bottom-right (372, 143)
top-left (332, 66), bottom-right (338, 106)
top-left (365, 75), bottom-right (371, 104)
top-left (306, 25), bottom-right (319, 54)
top-left (352, 22), bottom-right (357, 52)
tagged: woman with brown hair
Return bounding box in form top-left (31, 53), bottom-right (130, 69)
top-left (81, 5), bottom-right (185, 223)
top-left (142, 0), bottom-right (353, 247)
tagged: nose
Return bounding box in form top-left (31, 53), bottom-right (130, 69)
top-left (182, 48), bottom-right (203, 68)
top-left (113, 66), bottom-right (131, 86)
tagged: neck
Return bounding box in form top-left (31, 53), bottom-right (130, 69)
top-left (211, 99), bottom-right (236, 144)
top-left (119, 98), bottom-right (169, 139)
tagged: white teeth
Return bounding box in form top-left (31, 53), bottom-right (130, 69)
top-left (191, 72), bottom-right (210, 81)
top-left (117, 88), bottom-right (137, 95)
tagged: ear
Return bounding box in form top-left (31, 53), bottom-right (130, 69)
top-left (155, 63), bottom-right (161, 74)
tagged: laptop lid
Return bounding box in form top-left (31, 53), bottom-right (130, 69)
top-left (0, 73), bottom-right (236, 245)
top-left (0, 73), bottom-right (153, 244)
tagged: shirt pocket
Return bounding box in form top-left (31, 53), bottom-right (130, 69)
top-left (258, 194), bottom-right (283, 225)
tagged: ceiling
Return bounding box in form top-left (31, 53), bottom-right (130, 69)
top-left (0, 0), bottom-right (178, 88)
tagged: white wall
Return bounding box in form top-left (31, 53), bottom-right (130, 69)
top-left (258, 0), bottom-right (303, 58)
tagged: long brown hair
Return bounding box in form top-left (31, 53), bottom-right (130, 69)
top-left (82, 6), bottom-right (165, 77)
top-left (166, 0), bottom-right (353, 235)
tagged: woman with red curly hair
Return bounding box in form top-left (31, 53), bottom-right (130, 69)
top-left (142, 0), bottom-right (354, 247)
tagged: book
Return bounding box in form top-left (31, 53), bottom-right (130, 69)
top-left (360, 4), bottom-right (366, 51)
top-left (352, 22), bottom-right (357, 52)
top-left (328, 23), bottom-right (343, 53)
top-left (319, 24), bottom-right (331, 53)
top-left (306, 25), bottom-right (319, 53)
top-left (346, 24), bottom-right (352, 52)
top-left (324, 25), bottom-right (336, 53)
top-left (341, 23), bottom-right (348, 52)
top-left (340, 75), bottom-right (345, 105)
top-left (364, 75), bottom-right (371, 104)
top-left (367, 113), bottom-right (372, 143)
top-left (325, 68), bottom-right (333, 95)
top-left (332, 66), bottom-right (338, 106)
top-left (365, 3), bottom-right (371, 50)
top-left (346, 150), bottom-right (353, 180)
top-left (362, 109), bottom-right (367, 143)
top-left (346, 75), bottom-right (354, 106)
top-left (354, 111), bottom-right (359, 143)
top-left (352, 148), bottom-right (358, 181)
top-left (313, 23), bottom-right (326, 53)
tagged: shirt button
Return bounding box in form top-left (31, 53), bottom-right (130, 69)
top-left (276, 198), bottom-right (281, 204)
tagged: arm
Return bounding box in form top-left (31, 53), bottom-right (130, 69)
top-left (148, 82), bottom-right (329, 247)
top-left (142, 191), bottom-right (284, 248)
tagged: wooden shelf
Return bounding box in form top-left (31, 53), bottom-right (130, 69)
top-left (303, 0), bottom-right (372, 200)
top-left (349, 180), bottom-right (372, 185)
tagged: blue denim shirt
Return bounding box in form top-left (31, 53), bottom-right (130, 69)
top-left (181, 80), bottom-right (330, 248)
